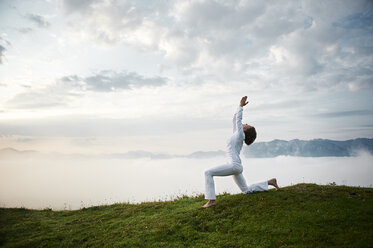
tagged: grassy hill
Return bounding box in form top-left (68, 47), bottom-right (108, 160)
top-left (0, 183), bottom-right (372, 247)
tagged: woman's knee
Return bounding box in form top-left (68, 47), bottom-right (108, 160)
top-left (205, 170), bottom-right (212, 177)
top-left (232, 165), bottom-right (243, 174)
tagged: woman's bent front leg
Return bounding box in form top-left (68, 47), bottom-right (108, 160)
top-left (204, 164), bottom-right (241, 200)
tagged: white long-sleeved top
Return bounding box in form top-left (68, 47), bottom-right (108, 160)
top-left (226, 106), bottom-right (245, 165)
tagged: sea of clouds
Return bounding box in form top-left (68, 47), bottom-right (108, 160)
top-left (1, 151), bottom-right (372, 210)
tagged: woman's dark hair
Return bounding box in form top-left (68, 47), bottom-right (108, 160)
top-left (244, 126), bottom-right (257, 146)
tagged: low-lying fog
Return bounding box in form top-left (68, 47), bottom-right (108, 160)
top-left (1, 152), bottom-right (372, 210)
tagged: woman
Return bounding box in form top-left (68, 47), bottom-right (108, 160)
top-left (202, 96), bottom-right (279, 208)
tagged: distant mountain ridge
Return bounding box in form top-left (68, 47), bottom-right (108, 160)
top-left (1, 138), bottom-right (372, 159)
top-left (243, 138), bottom-right (373, 158)
top-left (0, 147), bottom-right (226, 160)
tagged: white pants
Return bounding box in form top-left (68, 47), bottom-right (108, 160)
top-left (204, 163), bottom-right (268, 200)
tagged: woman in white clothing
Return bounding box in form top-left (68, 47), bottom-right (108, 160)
top-left (202, 96), bottom-right (279, 208)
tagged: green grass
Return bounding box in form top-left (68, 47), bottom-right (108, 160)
top-left (1, 183), bottom-right (372, 247)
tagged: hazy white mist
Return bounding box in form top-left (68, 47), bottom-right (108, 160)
top-left (1, 152), bottom-right (372, 210)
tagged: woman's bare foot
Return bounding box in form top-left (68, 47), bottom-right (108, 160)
top-left (268, 178), bottom-right (280, 190)
top-left (202, 200), bottom-right (216, 208)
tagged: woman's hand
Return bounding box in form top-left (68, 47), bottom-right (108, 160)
top-left (240, 96), bottom-right (248, 107)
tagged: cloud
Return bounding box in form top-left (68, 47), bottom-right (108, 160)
top-left (83, 71), bottom-right (167, 92)
top-left (0, 36), bottom-right (10, 64)
top-left (16, 138), bottom-right (36, 143)
top-left (5, 70), bottom-right (168, 109)
top-left (59, 70), bottom-right (168, 92)
top-left (6, 91), bottom-right (72, 109)
top-left (314, 110), bottom-right (373, 118)
top-left (0, 115), bottom-right (228, 137)
top-left (333, 10), bottom-right (373, 30)
top-left (26, 13), bottom-right (50, 28)
top-left (17, 27), bottom-right (33, 33)
top-left (62, 0), bottom-right (101, 14)
top-left (0, 45), bottom-right (5, 64)
top-left (0, 147), bottom-right (226, 160)
top-left (58, 0), bottom-right (373, 93)
top-left (250, 99), bottom-right (305, 111)
top-left (5, 80), bottom-right (83, 109)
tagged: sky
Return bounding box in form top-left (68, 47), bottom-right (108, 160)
top-left (0, 0), bottom-right (373, 155)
